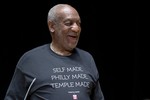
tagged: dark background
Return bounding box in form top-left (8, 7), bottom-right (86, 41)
top-left (1, 0), bottom-right (148, 100)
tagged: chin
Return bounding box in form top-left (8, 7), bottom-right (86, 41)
top-left (67, 43), bottom-right (77, 50)
top-left (68, 46), bottom-right (76, 51)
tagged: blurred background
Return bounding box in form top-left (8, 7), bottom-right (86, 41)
top-left (1, 0), bottom-right (148, 100)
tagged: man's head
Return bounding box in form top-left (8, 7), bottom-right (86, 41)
top-left (47, 4), bottom-right (81, 53)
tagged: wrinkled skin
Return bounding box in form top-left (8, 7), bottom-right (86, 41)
top-left (48, 5), bottom-right (81, 56)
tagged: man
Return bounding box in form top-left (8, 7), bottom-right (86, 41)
top-left (4, 4), bottom-right (104, 100)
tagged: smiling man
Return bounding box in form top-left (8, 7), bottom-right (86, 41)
top-left (4, 4), bottom-right (104, 100)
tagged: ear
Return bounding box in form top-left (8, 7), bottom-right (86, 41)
top-left (48, 20), bottom-right (55, 32)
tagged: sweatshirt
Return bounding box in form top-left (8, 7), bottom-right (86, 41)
top-left (4, 43), bottom-right (104, 100)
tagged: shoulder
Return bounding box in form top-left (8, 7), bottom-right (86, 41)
top-left (75, 48), bottom-right (99, 78)
top-left (17, 44), bottom-right (49, 65)
top-left (23, 44), bottom-right (49, 56)
top-left (75, 47), bottom-right (94, 61)
top-left (75, 47), bottom-right (93, 57)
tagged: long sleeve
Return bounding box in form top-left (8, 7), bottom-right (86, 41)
top-left (92, 81), bottom-right (104, 100)
top-left (89, 53), bottom-right (105, 100)
top-left (4, 67), bottom-right (26, 100)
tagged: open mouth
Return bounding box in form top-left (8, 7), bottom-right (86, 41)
top-left (68, 35), bottom-right (78, 43)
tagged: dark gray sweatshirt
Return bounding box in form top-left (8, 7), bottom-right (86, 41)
top-left (4, 44), bottom-right (104, 100)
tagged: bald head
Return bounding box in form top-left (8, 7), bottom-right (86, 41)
top-left (47, 4), bottom-right (81, 54)
top-left (47, 4), bottom-right (79, 23)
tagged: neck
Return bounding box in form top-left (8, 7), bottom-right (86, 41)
top-left (50, 43), bottom-right (72, 56)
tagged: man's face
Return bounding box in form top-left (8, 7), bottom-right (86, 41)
top-left (53, 7), bottom-right (81, 51)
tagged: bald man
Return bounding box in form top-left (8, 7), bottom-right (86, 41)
top-left (4, 4), bottom-right (104, 100)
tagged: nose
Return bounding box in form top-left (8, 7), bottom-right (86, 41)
top-left (71, 23), bottom-right (81, 33)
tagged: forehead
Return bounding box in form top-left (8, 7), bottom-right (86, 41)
top-left (57, 6), bottom-right (80, 21)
